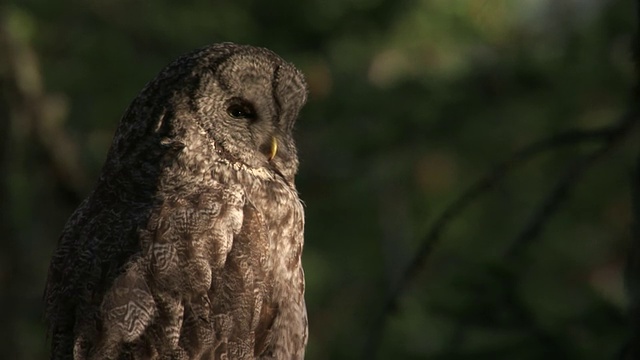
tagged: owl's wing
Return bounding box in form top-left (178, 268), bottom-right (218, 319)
top-left (44, 196), bottom-right (108, 360)
top-left (46, 180), bottom-right (277, 359)
top-left (44, 236), bottom-right (77, 360)
top-left (44, 189), bottom-right (153, 360)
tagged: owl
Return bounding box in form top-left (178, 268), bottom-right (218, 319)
top-left (44, 43), bottom-right (308, 360)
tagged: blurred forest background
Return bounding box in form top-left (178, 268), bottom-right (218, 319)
top-left (1, 0), bottom-right (640, 359)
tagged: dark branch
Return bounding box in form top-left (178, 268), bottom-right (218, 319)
top-left (0, 12), bottom-right (87, 203)
top-left (363, 112), bottom-right (639, 359)
top-left (505, 111), bottom-right (638, 258)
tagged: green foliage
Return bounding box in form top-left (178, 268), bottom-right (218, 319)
top-left (1, 0), bottom-right (638, 359)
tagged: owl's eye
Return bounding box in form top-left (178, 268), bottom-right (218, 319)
top-left (226, 98), bottom-right (257, 120)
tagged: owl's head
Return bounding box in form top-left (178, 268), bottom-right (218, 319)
top-left (109, 43), bottom-right (307, 184)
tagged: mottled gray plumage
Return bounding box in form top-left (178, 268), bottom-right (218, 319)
top-left (44, 43), bottom-right (308, 359)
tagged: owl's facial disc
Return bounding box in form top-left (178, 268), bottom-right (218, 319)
top-left (176, 46), bottom-right (307, 181)
top-left (214, 59), bottom-right (300, 168)
top-left (221, 93), bottom-right (278, 164)
top-left (225, 97), bottom-right (278, 161)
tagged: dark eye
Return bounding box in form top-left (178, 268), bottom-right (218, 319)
top-left (226, 99), bottom-right (257, 120)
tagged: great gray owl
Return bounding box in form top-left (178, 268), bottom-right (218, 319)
top-left (44, 43), bottom-right (308, 360)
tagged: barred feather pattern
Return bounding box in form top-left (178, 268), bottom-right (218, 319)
top-left (44, 43), bottom-right (308, 360)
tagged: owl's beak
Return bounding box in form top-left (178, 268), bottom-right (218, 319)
top-left (268, 136), bottom-right (278, 161)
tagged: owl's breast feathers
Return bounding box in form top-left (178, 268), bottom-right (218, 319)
top-left (44, 164), bottom-right (306, 360)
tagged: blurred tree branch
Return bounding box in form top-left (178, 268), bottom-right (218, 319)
top-left (364, 108), bottom-right (640, 358)
top-left (0, 7), bottom-right (87, 203)
top-left (0, 6), bottom-right (88, 358)
top-left (364, 0), bottom-right (640, 354)
top-left (505, 111), bottom-right (639, 259)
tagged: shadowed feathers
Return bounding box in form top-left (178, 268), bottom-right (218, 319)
top-left (44, 43), bottom-right (308, 360)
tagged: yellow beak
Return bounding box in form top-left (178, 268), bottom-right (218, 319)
top-left (268, 137), bottom-right (278, 161)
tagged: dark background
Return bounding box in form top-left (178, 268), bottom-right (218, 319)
top-left (2, 0), bottom-right (639, 359)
